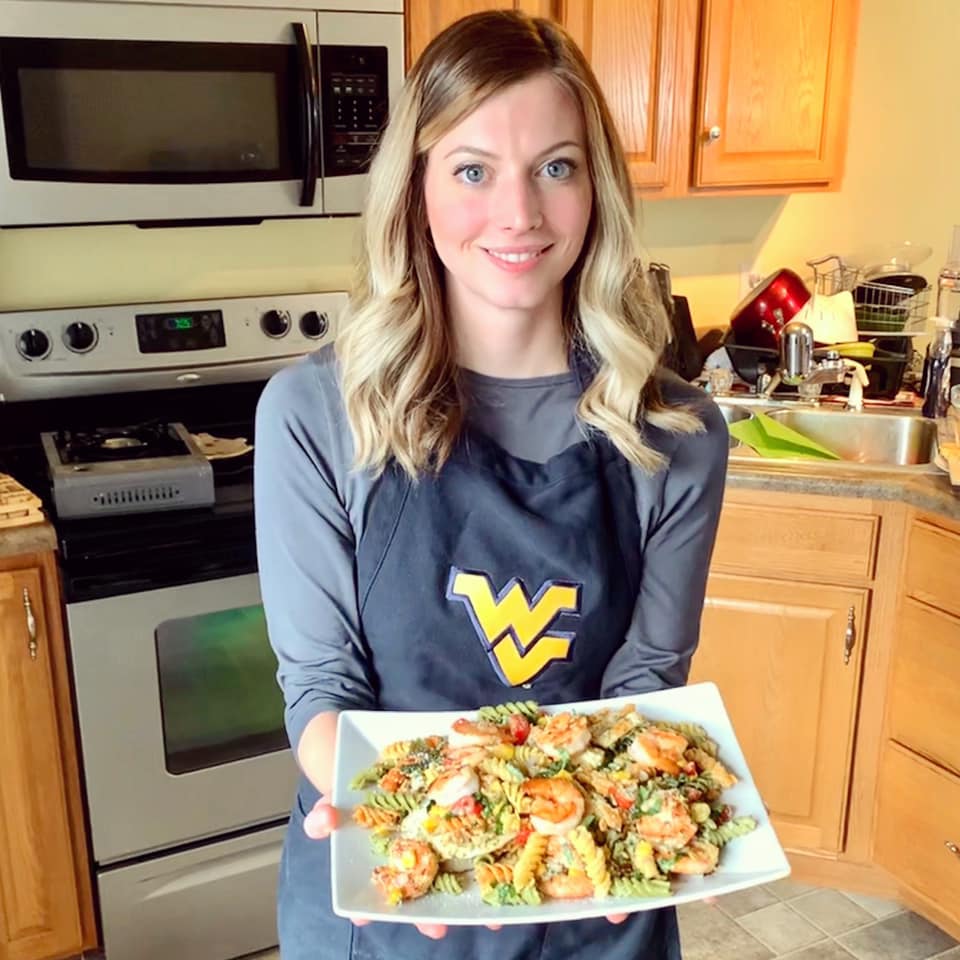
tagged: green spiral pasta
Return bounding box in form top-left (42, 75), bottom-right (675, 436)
top-left (364, 791), bottom-right (420, 813)
top-left (477, 700), bottom-right (540, 722)
top-left (349, 763), bottom-right (386, 790)
top-left (480, 881), bottom-right (542, 906)
top-left (702, 815), bottom-right (757, 847)
top-left (368, 831), bottom-right (391, 855)
top-left (611, 876), bottom-right (672, 898)
top-left (431, 873), bottom-right (464, 895)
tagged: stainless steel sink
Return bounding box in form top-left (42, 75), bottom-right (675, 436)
top-left (718, 404), bottom-right (750, 448)
top-left (764, 409), bottom-right (937, 466)
top-left (715, 399), bottom-right (939, 470)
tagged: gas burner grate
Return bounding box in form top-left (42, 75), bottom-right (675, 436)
top-left (56, 422), bottom-right (189, 465)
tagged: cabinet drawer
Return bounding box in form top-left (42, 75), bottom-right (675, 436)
top-left (875, 743), bottom-right (960, 920)
top-left (889, 600), bottom-right (960, 775)
top-left (711, 504), bottom-right (878, 582)
top-left (905, 521), bottom-right (960, 619)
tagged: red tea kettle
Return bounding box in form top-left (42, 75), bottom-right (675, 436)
top-left (729, 269), bottom-right (811, 352)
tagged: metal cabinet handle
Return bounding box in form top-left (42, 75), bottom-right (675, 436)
top-left (706, 125), bottom-right (722, 142)
top-left (947, 841), bottom-right (960, 859)
top-left (843, 606), bottom-right (856, 666)
top-left (22, 587), bottom-right (38, 660)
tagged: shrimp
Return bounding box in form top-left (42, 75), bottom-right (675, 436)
top-left (448, 718), bottom-right (510, 748)
top-left (670, 838), bottom-right (720, 875)
top-left (426, 766), bottom-right (479, 807)
top-left (633, 789), bottom-right (698, 852)
top-left (442, 743), bottom-right (489, 768)
top-left (627, 727), bottom-right (689, 776)
top-left (528, 712), bottom-right (591, 759)
top-left (372, 839), bottom-right (439, 904)
top-left (522, 777), bottom-right (585, 835)
top-left (536, 836), bottom-right (594, 899)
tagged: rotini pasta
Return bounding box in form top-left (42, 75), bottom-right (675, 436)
top-left (352, 805), bottom-right (401, 828)
top-left (431, 873), bottom-right (464, 895)
top-left (364, 791), bottom-right (420, 813)
top-left (512, 832), bottom-right (547, 890)
top-left (569, 826), bottom-right (611, 898)
top-left (348, 699), bottom-right (757, 908)
top-left (475, 861), bottom-right (513, 888)
top-left (477, 700), bottom-right (540, 722)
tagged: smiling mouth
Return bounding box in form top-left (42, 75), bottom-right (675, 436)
top-left (483, 245), bottom-right (552, 264)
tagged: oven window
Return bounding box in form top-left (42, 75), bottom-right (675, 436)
top-left (155, 604), bottom-right (287, 775)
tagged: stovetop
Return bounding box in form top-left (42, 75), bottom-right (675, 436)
top-left (53, 422), bottom-right (192, 465)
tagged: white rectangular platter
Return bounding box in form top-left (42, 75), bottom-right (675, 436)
top-left (331, 681), bottom-right (790, 925)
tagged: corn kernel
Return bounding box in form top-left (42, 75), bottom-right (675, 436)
top-left (387, 888), bottom-right (403, 906)
top-left (612, 770), bottom-right (629, 781)
top-left (424, 818), bottom-right (438, 833)
top-left (492, 744), bottom-right (516, 760)
top-left (636, 841), bottom-right (653, 856)
top-left (400, 851), bottom-right (417, 869)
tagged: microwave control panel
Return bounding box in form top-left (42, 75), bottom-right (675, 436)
top-left (320, 45), bottom-right (389, 178)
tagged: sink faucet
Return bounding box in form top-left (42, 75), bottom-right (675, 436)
top-left (763, 320), bottom-right (866, 410)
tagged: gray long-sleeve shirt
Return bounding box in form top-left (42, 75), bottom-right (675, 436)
top-left (254, 346), bottom-right (729, 754)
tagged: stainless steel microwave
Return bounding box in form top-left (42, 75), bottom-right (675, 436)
top-left (0, 0), bottom-right (403, 226)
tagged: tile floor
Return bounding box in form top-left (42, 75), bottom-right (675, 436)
top-left (149, 883), bottom-right (960, 960)
top-left (677, 880), bottom-right (958, 960)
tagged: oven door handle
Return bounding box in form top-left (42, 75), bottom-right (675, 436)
top-left (292, 22), bottom-right (319, 208)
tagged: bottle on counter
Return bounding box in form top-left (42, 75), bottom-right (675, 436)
top-left (921, 318), bottom-right (954, 419)
top-left (936, 225), bottom-right (960, 323)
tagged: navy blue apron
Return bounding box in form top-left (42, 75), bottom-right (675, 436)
top-left (277, 390), bottom-right (681, 960)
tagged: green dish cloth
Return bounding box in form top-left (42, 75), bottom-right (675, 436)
top-left (728, 411), bottom-right (841, 460)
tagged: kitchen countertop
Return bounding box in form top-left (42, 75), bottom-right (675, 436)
top-left (0, 519), bottom-right (57, 560)
top-left (727, 459), bottom-right (960, 521)
top-left (0, 470), bottom-right (957, 562)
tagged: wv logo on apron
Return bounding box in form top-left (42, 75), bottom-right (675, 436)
top-left (446, 567), bottom-right (581, 686)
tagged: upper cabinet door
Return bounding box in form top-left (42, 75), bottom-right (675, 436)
top-left (694, 0), bottom-right (859, 188)
top-left (563, 0), bottom-right (697, 194)
top-left (407, 2), bottom-right (511, 69)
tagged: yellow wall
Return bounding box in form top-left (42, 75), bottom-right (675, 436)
top-left (0, 0), bottom-right (956, 329)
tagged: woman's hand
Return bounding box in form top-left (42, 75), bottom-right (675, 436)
top-left (302, 798), bottom-right (501, 939)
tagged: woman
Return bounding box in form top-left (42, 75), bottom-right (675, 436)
top-left (255, 10), bottom-right (728, 960)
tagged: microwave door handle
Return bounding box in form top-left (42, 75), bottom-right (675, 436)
top-left (292, 22), bottom-right (319, 207)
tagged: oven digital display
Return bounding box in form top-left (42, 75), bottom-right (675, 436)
top-left (136, 310), bottom-right (226, 352)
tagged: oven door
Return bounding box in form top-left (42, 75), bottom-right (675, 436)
top-left (0, 1), bottom-right (319, 226)
top-left (67, 572), bottom-right (298, 865)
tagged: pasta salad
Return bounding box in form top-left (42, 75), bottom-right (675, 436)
top-left (348, 700), bottom-right (757, 908)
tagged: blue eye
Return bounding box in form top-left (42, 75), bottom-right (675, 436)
top-left (542, 158), bottom-right (575, 180)
top-left (455, 164), bottom-right (486, 184)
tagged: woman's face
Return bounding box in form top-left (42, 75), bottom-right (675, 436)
top-left (423, 72), bottom-right (593, 326)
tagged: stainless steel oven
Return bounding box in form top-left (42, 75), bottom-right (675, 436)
top-left (0, 291), bottom-right (346, 960)
top-left (0, 0), bottom-right (403, 226)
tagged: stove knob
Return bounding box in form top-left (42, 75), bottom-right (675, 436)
top-left (63, 321), bottom-right (98, 353)
top-left (300, 310), bottom-right (329, 339)
top-left (16, 328), bottom-right (51, 360)
top-left (260, 309), bottom-right (291, 338)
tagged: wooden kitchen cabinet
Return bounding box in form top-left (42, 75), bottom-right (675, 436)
top-left (0, 551), bottom-right (95, 960)
top-left (873, 513), bottom-right (960, 938)
top-left (405, 0), bottom-right (858, 195)
top-left (406, 0), bottom-right (555, 68)
top-left (693, 0), bottom-right (859, 188)
top-left (690, 572), bottom-right (868, 853)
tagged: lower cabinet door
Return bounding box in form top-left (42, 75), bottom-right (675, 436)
top-left (689, 573), bottom-right (868, 853)
top-left (0, 568), bottom-right (83, 960)
top-left (874, 742), bottom-right (960, 925)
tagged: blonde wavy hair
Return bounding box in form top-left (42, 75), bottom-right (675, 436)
top-left (336, 9), bottom-right (702, 478)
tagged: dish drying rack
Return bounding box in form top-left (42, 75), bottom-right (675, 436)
top-left (807, 254), bottom-right (931, 337)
